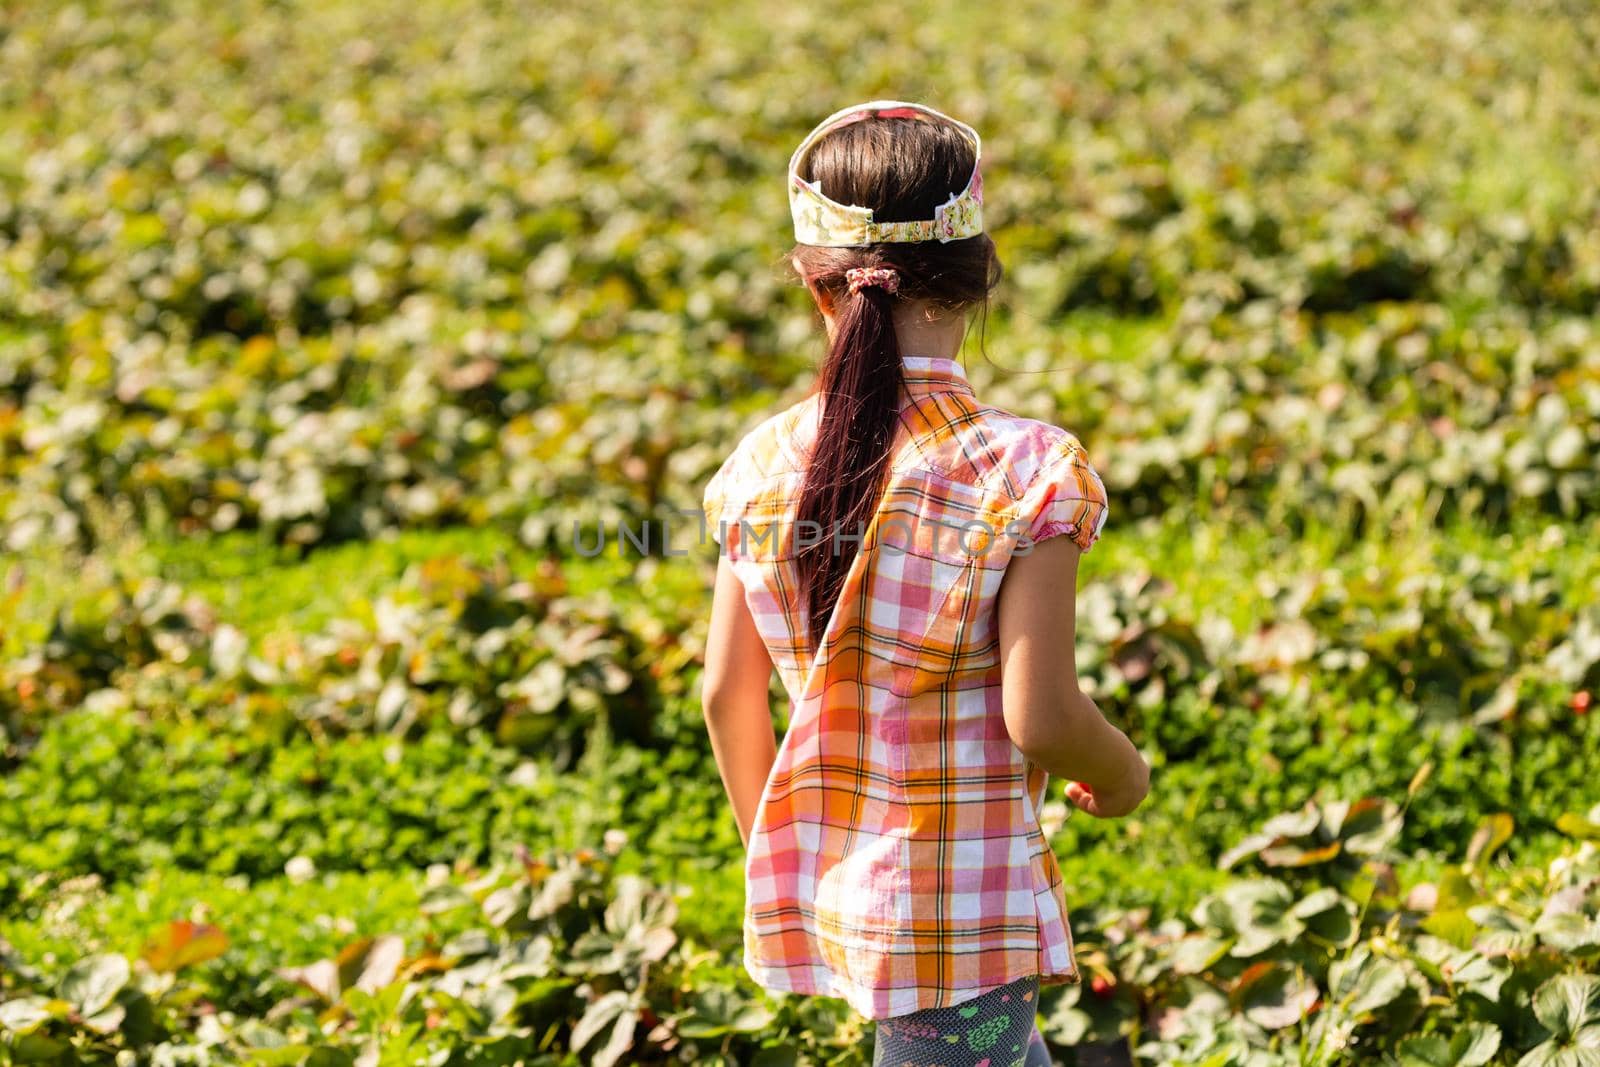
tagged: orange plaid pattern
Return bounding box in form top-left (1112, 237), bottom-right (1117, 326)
top-left (702, 355), bottom-right (1108, 1020)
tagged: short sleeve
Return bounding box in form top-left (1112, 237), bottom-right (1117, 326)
top-left (1015, 437), bottom-right (1109, 553)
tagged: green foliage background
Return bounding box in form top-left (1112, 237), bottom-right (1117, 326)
top-left (1, 0), bottom-right (1598, 1064)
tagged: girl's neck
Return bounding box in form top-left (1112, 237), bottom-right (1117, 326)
top-left (821, 298), bottom-right (967, 361)
top-left (890, 300), bottom-right (966, 361)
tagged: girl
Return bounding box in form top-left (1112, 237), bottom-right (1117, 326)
top-left (701, 100), bottom-right (1150, 1067)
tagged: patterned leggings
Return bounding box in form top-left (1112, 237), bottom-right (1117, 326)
top-left (871, 973), bottom-right (1053, 1067)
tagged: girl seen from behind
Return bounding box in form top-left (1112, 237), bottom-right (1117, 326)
top-left (701, 100), bottom-right (1151, 1066)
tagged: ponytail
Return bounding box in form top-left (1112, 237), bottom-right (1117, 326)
top-left (786, 114), bottom-right (1000, 652)
top-left (794, 276), bottom-right (904, 650)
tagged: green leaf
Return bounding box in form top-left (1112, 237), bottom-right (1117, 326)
top-left (1218, 832), bottom-right (1276, 871)
top-left (571, 990), bottom-right (638, 1067)
top-left (1407, 761), bottom-right (1435, 800)
top-left (237, 1021), bottom-right (292, 1049)
top-left (1219, 879), bottom-right (1305, 957)
top-left (1041, 983), bottom-right (1092, 1045)
top-left (1515, 975), bottom-right (1600, 1067)
top-left (1514, 1042), bottom-right (1600, 1067)
top-left (1413, 933), bottom-right (1508, 1000)
top-left (1304, 902), bottom-right (1358, 948)
top-left (605, 874), bottom-right (678, 949)
top-left (246, 1047), bottom-right (315, 1066)
top-left (1445, 952), bottom-right (1511, 1002)
top-left (1233, 961), bottom-right (1318, 1030)
top-left (1471, 905), bottom-right (1538, 955)
top-left (1346, 868), bottom-right (1380, 909)
top-left (1533, 974), bottom-right (1600, 1043)
top-left (1556, 813), bottom-right (1600, 841)
top-left (58, 954), bottom-right (131, 1016)
top-left (277, 959), bottom-right (341, 1002)
top-left (81, 1003), bottom-right (126, 1035)
top-left (1261, 804), bottom-right (1323, 839)
top-left (1537, 913), bottom-right (1600, 952)
top-left (11, 1032), bottom-right (68, 1063)
top-left (676, 986), bottom-right (775, 1038)
top-left (1339, 798), bottom-right (1404, 855)
top-left (1291, 888), bottom-right (1347, 918)
top-left (1328, 946), bottom-right (1410, 1018)
top-left (1400, 1025), bottom-right (1501, 1067)
top-left (440, 929), bottom-right (496, 960)
top-left (1398, 1035), bottom-right (1453, 1067)
top-left (750, 1048), bottom-right (800, 1067)
top-left (1420, 909), bottom-right (1478, 949)
top-left (419, 884), bottom-right (476, 915)
top-left (1293, 888), bottom-right (1358, 947)
top-left (1452, 1022), bottom-right (1503, 1067)
top-left (351, 934), bottom-right (405, 994)
top-left (498, 935), bottom-right (554, 981)
top-left (1466, 814), bottom-right (1514, 867)
top-left (567, 929), bottom-right (626, 976)
top-left (0, 998), bottom-right (61, 1035)
top-left (1261, 840), bottom-right (1342, 867)
top-left (1169, 935), bottom-right (1232, 975)
top-left (1436, 868), bottom-right (1479, 912)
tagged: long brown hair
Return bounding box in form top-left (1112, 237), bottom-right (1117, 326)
top-left (788, 115), bottom-right (1003, 650)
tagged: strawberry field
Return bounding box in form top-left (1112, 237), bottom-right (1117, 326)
top-left (1, 1), bottom-right (1598, 1064)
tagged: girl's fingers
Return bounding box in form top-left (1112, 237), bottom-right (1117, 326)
top-left (1064, 781), bottom-right (1096, 813)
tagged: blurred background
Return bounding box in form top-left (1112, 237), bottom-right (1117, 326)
top-left (1, 1), bottom-right (1597, 1064)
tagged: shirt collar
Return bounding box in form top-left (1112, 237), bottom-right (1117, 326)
top-left (900, 355), bottom-right (974, 398)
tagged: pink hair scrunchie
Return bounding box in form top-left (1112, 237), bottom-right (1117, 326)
top-left (845, 266), bottom-right (901, 295)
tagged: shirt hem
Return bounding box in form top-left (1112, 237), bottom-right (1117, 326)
top-left (742, 947), bottom-right (1078, 1022)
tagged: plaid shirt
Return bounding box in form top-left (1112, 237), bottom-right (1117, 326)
top-left (701, 355), bottom-right (1109, 1020)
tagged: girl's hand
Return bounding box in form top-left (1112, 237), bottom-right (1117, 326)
top-left (1065, 760), bottom-right (1149, 819)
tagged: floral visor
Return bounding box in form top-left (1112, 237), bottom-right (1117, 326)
top-left (787, 99), bottom-right (984, 247)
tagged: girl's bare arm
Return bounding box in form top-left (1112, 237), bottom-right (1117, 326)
top-left (996, 535), bottom-right (1150, 818)
top-left (702, 554), bottom-right (779, 847)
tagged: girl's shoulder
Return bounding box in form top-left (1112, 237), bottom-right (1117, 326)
top-left (979, 404), bottom-right (1110, 549)
top-left (717, 395), bottom-right (819, 480)
top-left (931, 394), bottom-right (1101, 504)
top-left (702, 396), bottom-right (818, 522)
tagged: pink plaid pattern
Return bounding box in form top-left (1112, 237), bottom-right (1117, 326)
top-left (701, 355), bottom-right (1108, 1020)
